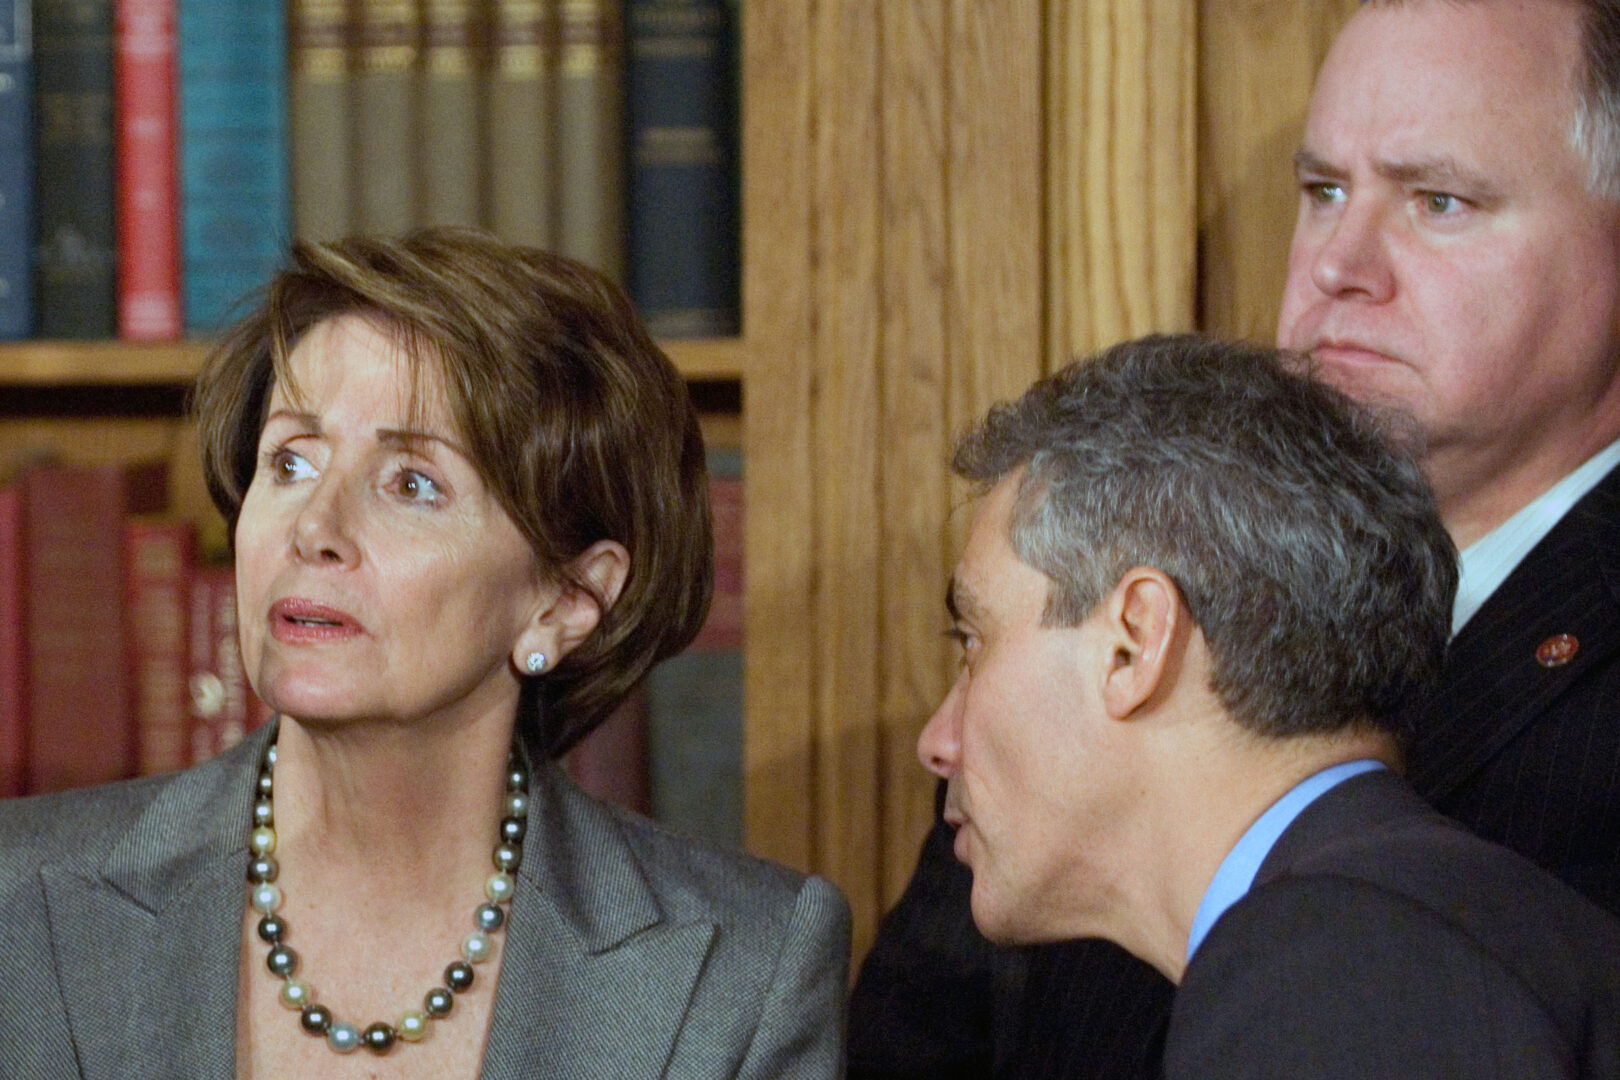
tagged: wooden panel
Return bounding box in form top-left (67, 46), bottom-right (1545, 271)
top-left (947, 0), bottom-right (1044, 422)
top-left (1198, 0), bottom-right (1358, 341)
top-left (1047, 0), bottom-right (1197, 359)
top-left (810, 0), bottom-right (886, 953)
top-left (741, 1), bottom-right (817, 871)
top-left (876, 2), bottom-right (954, 909)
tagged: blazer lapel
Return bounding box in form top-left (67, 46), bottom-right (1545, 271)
top-left (481, 763), bottom-right (715, 1080)
top-left (40, 731), bottom-right (267, 1080)
top-left (1406, 463), bottom-right (1620, 802)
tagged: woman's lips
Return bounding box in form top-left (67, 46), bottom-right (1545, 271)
top-left (268, 598), bottom-right (366, 642)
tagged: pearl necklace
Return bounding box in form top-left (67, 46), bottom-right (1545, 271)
top-left (245, 740), bottom-right (530, 1055)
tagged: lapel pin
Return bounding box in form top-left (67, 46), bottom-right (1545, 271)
top-left (1535, 633), bottom-right (1579, 668)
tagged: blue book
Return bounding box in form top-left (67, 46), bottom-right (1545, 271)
top-left (0, 0), bottom-right (30, 337)
top-left (177, 0), bottom-right (289, 334)
top-left (625, 0), bottom-right (739, 339)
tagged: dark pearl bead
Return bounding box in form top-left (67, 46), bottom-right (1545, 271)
top-left (505, 765), bottom-right (527, 791)
top-left (256, 915), bottom-right (286, 943)
top-left (253, 799), bottom-right (274, 827)
top-left (299, 1003), bottom-right (330, 1036)
top-left (256, 771), bottom-right (273, 797)
top-left (300, 1003), bottom-right (332, 1035)
top-left (444, 960), bottom-right (475, 992)
top-left (500, 816), bottom-right (527, 844)
top-left (492, 842), bottom-right (522, 872)
top-left (474, 902), bottom-right (505, 932)
top-left (247, 855), bottom-right (278, 884)
top-left (424, 987), bottom-right (454, 1017)
top-left (363, 1023), bottom-right (397, 1054)
top-left (266, 944), bottom-right (299, 977)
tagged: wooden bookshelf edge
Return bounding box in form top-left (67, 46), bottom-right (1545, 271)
top-left (0, 336), bottom-right (746, 386)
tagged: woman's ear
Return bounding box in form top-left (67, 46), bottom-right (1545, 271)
top-left (1098, 567), bottom-right (1183, 721)
top-left (512, 540), bottom-right (631, 672)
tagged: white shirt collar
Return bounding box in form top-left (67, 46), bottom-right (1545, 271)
top-left (1452, 437), bottom-right (1620, 636)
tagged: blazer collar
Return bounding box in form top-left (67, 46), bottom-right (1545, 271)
top-left (41, 725), bottom-right (270, 1080)
top-left (481, 760), bottom-right (717, 1079)
top-left (1406, 461), bottom-right (1620, 801)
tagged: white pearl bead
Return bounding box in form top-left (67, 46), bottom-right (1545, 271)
top-left (250, 825), bottom-right (277, 855)
top-left (485, 871), bottom-right (515, 904)
top-left (461, 930), bottom-right (493, 963)
top-left (397, 1011), bottom-right (428, 1042)
top-left (278, 978), bottom-right (311, 1009)
top-left (504, 791), bottom-right (529, 818)
top-left (250, 882), bottom-right (283, 914)
top-left (327, 1021), bottom-right (361, 1053)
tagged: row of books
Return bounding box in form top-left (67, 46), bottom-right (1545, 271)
top-left (0, 451), bottom-right (744, 848)
top-left (0, 0), bottom-right (740, 343)
top-left (0, 459), bottom-right (268, 797)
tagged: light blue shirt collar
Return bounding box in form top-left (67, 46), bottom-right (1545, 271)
top-left (1186, 759), bottom-right (1386, 962)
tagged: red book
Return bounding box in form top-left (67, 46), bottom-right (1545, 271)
top-left (18, 464), bottom-right (137, 793)
top-left (694, 474), bottom-right (742, 649)
top-left (0, 487), bottom-right (27, 797)
top-left (186, 564), bottom-right (269, 764)
top-left (124, 519), bottom-right (195, 776)
top-left (115, 0), bottom-right (182, 339)
top-left (565, 685), bottom-right (651, 814)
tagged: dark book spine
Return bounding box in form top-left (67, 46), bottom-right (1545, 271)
top-left (0, 0), bottom-right (32, 338)
top-left (624, 0), bottom-right (737, 338)
top-left (33, 0), bottom-right (117, 338)
top-left (177, 0), bottom-right (290, 333)
top-left (644, 449), bottom-right (743, 845)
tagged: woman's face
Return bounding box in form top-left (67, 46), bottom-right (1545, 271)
top-left (235, 314), bottom-right (545, 734)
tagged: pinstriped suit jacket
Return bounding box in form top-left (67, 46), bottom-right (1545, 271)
top-left (849, 461), bottom-right (1620, 1080)
top-left (0, 725), bottom-right (851, 1079)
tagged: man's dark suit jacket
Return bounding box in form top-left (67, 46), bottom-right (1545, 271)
top-left (1164, 769), bottom-right (1620, 1078)
top-left (848, 460), bottom-right (1620, 1079)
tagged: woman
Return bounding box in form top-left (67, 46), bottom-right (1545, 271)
top-left (0, 229), bottom-right (850, 1078)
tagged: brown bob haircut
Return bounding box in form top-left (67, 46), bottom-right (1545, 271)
top-left (191, 227), bottom-right (713, 757)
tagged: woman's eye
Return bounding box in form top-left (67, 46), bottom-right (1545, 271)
top-left (270, 448), bottom-right (314, 482)
top-left (397, 469), bottom-right (442, 503)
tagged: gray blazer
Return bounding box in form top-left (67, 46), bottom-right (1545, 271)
top-left (0, 726), bottom-right (851, 1079)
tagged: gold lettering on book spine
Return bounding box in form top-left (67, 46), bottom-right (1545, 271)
top-left (492, 0), bottom-right (553, 78)
top-left (356, 0), bottom-right (418, 75)
top-left (423, 0), bottom-right (476, 78)
top-left (559, 0), bottom-right (606, 78)
top-left (289, 0), bottom-right (350, 81)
